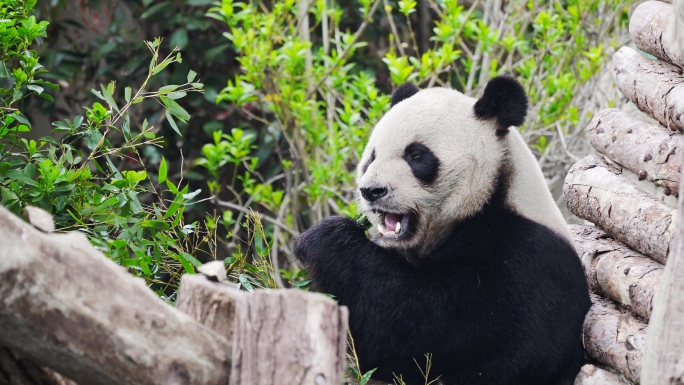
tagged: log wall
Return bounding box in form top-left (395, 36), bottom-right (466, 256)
top-left (565, 1), bottom-right (684, 384)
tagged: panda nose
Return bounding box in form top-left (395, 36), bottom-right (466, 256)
top-left (360, 187), bottom-right (388, 202)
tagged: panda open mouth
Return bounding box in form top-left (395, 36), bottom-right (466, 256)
top-left (375, 211), bottom-right (412, 238)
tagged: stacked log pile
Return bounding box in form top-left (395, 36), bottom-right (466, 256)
top-left (566, 1), bottom-right (684, 383)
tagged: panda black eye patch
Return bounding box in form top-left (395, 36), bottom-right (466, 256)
top-left (403, 142), bottom-right (439, 184)
top-left (360, 149), bottom-right (375, 175)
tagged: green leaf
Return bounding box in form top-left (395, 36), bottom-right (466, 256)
top-left (125, 87), bottom-right (132, 102)
top-left (359, 369), bottom-right (377, 385)
top-left (183, 252), bottom-right (202, 267)
top-left (182, 189), bottom-right (201, 201)
top-left (27, 84), bottom-right (43, 95)
top-left (166, 91), bottom-right (187, 100)
top-left (140, 220), bottom-right (171, 230)
top-left (151, 57), bottom-right (174, 75)
top-left (9, 113), bottom-right (30, 126)
top-left (165, 110), bottom-right (182, 136)
top-left (7, 169), bottom-right (37, 186)
top-left (159, 85), bottom-right (179, 93)
top-left (141, 2), bottom-right (170, 19)
top-left (169, 28), bottom-right (188, 50)
top-left (238, 274), bottom-right (254, 292)
top-left (187, 70), bottom-right (197, 83)
top-left (177, 252), bottom-right (197, 274)
top-left (91, 89), bottom-right (106, 101)
top-left (158, 158), bottom-right (168, 184)
top-left (161, 96), bottom-right (191, 121)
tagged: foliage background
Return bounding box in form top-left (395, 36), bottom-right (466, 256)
top-left (2, 0), bottom-right (634, 295)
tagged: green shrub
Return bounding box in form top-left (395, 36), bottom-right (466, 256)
top-left (0, 0), bottom-right (208, 300)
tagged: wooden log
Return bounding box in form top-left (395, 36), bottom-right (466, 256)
top-left (176, 274), bottom-right (242, 343)
top-left (0, 205), bottom-right (232, 385)
top-left (641, 1), bottom-right (684, 372)
top-left (570, 224), bottom-right (663, 321)
top-left (641, 177), bottom-right (684, 383)
top-left (564, 155), bottom-right (676, 264)
top-left (574, 365), bottom-right (627, 385)
top-left (0, 347), bottom-right (77, 385)
top-left (586, 108), bottom-right (683, 197)
top-left (612, 46), bottom-right (684, 132)
top-left (177, 274), bottom-right (349, 385)
top-left (583, 295), bottom-right (647, 383)
top-left (630, 1), bottom-right (684, 69)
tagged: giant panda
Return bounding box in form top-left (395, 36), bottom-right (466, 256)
top-left (294, 76), bottom-right (591, 385)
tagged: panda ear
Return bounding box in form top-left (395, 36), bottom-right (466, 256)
top-left (391, 83), bottom-right (419, 107)
top-left (473, 76), bottom-right (528, 135)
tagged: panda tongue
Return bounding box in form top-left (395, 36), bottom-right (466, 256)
top-left (384, 213), bottom-right (402, 232)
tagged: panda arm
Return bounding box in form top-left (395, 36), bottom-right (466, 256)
top-left (294, 216), bottom-right (376, 296)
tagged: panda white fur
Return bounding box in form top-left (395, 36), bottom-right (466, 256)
top-left (294, 77), bottom-right (591, 385)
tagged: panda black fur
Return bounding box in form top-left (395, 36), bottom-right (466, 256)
top-left (294, 77), bottom-right (591, 385)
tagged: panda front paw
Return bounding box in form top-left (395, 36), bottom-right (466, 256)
top-left (294, 216), bottom-right (369, 266)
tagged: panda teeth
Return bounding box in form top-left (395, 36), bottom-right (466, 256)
top-left (378, 224), bottom-right (388, 236)
top-left (377, 223), bottom-right (401, 236)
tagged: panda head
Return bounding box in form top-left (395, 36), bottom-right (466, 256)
top-left (356, 76), bottom-right (528, 256)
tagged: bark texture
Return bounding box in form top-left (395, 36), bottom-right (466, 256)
top-left (641, 23), bottom-right (684, 376)
top-left (177, 274), bottom-right (349, 385)
top-left (176, 274), bottom-right (243, 343)
top-left (612, 46), bottom-right (684, 132)
top-left (0, 347), bottom-right (76, 385)
top-left (574, 365), bottom-right (628, 385)
top-left (0, 205), bottom-right (232, 385)
top-left (641, 197), bottom-right (684, 383)
top-left (570, 224), bottom-right (663, 321)
top-left (564, 155), bottom-right (676, 264)
top-left (229, 288), bottom-right (348, 385)
top-left (630, 1), bottom-right (684, 69)
top-left (586, 108), bottom-right (683, 197)
top-left (583, 295), bottom-right (647, 383)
